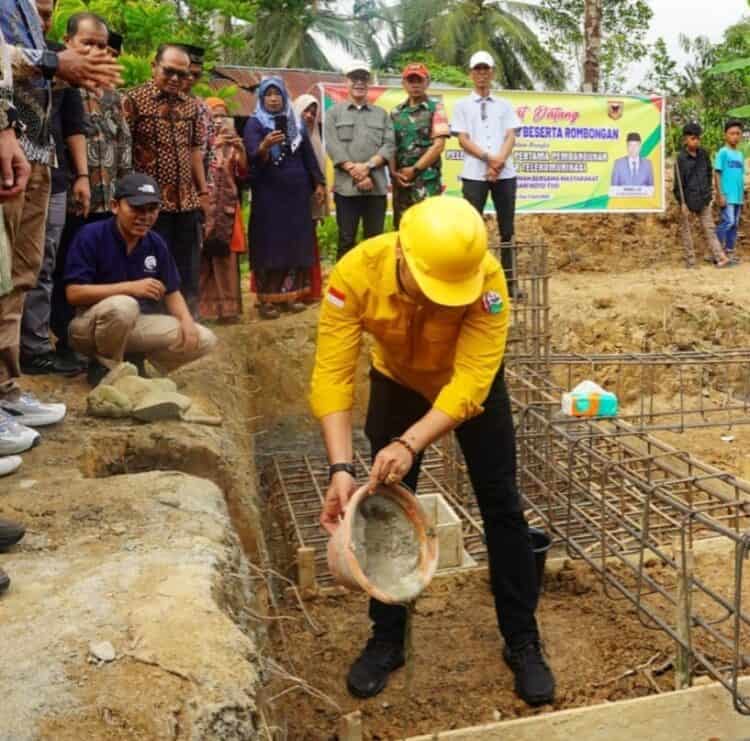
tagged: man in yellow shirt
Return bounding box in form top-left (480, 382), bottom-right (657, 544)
top-left (309, 196), bottom-right (555, 706)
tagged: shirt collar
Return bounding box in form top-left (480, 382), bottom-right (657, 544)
top-left (110, 216), bottom-right (146, 255)
top-left (379, 240), bottom-right (399, 297)
top-left (347, 100), bottom-right (370, 111)
top-left (399, 98), bottom-right (429, 112)
top-left (472, 91), bottom-right (494, 102)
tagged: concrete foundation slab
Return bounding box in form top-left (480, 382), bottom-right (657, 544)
top-left (407, 677), bottom-right (750, 740)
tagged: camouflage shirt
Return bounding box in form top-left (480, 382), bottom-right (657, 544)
top-left (390, 97), bottom-right (450, 214)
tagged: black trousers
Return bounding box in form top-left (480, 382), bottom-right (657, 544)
top-left (334, 194), bottom-right (386, 260)
top-left (364, 367), bottom-right (540, 649)
top-left (462, 177), bottom-right (517, 292)
top-left (51, 211), bottom-right (112, 351)
top-left (154, 210), bottom-right (202, 315)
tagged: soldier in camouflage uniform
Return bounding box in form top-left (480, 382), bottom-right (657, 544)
top-left (389, 63), bottom-right (450, 227)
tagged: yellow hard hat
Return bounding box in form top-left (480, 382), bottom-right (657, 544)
top-left (399, 196), bottom-right (488, 307)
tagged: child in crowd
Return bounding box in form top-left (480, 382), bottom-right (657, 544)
top-left (714, 119), bottom-right (746, 263)
top-left (674, 122), bottom-right (730, 268)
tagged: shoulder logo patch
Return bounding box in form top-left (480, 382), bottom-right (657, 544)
top-left (144, 255), bottom-right (157, 272)
top-left (482, 291), bottom-right (503, 315)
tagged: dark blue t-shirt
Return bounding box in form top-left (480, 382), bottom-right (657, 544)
top-left (64, 217), bottom-right (181, 314)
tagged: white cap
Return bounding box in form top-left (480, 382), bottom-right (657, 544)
top-left (344, 60), bottom-right (370, 77)
top-left (469, 51), bottom-right (495, 69)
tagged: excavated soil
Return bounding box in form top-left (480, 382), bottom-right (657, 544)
top-left (5, 205), bottom-right (750, 739)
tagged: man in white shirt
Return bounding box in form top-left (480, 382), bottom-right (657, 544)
top-left (451, 51), bottom-right (521, 296)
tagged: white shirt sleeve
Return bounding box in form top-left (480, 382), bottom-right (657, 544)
top-left (451, 99), bottom-right (469, 134)
top-left (503, 100), bottom-right (522, 130)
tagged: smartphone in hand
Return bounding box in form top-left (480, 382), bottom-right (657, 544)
top-left (273, 114), bottom-right (288, 132)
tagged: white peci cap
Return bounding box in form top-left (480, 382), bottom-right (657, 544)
top-left (469, 50), bottom-right (495, 69)
top-left (344, 60), bottom-right (371, 77)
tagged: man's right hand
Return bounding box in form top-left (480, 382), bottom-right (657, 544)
top-left (0, 128), bottom-right (30, 200)
top-left (320, 471), bottom-right (357, 534)
top-left (349, 162), bottom-right (370, 182)
top-left (129, 278), bottom-right (166, 301)
top-left (57, 48), bottom-right (122, 92)
top-left (718, 194), bottom-right (727, 208)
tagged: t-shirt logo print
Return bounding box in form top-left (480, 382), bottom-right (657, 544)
top-left (144, 255), bottom-right (158, 272)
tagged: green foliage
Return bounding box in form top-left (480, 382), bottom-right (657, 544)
top-left (383, 0), bottom-right (566, 90)
top-left (316, 215), bottom-right (396, 265)
top-left (539, 0), bottom-right (652, 90)
top-left (387, 52), bottom-right (471, 87)
top-left (640, 37), bottom-right (678, 96)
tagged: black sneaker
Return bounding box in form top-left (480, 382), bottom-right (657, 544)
top-left (346, 638), bottom-right (405, 699)
top-left (55, 346), bottom-right (88, 368)
top-left (0, 567), bottom-right (9, 595)
top-left (0, 518), bottom-right (25, 551)
top-left (124, 353), bottom-right (147, 376)
top-left (86, 358), bottom-right (109, 388)
top-left (20, 351), bottom-right (84, 377)
top-left (503, 640), bottom-right (555, 706)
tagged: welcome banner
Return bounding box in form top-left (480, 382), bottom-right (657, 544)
top-left (319, 84), bottom-right (665, 214)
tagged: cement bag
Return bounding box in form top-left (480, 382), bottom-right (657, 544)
top-left (0, 206), bottom-right (11, 297)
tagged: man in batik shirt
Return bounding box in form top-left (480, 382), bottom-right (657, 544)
top-left (389, 62), bottom-right (450, 227)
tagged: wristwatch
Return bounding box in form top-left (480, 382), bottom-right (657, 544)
top-left (329, 462), bottom-right (356, 481)
top-left (0, 104), bottom-right (19, 133)
top-left (40, 49), bottom-right (59, 81)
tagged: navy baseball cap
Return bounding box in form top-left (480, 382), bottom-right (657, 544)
top-left (114, 173), bottom-right (161, 206)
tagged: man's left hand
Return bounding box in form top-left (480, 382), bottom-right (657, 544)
top-left (179, 319), bottom-right (200, 353)
top-left (488, 154), bottom-right (505, 172)
top-left (314, 184), bottom-right (326, 206)
top-left (399, 166), bottom-right (417, 184)
top-left (73, 176), bottom-right (91, 218)
top-left (368, 441), bottom-right (415, 492)
top-left (198, 192), bottom-right (210, 215)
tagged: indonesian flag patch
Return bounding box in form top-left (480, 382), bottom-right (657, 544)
top-left (482, 291), bottom-right (504, 315)
top-left (326, 286), bottom-right (346, 308)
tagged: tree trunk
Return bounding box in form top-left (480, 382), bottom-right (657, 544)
top-left (583, 0), bottom-right (602, 92)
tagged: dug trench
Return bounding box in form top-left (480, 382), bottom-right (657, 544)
top-left (3, 207), bottom-right (750, 739)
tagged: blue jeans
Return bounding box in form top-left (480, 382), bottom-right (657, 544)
top-left (716, 203), bottom-right (743, 251)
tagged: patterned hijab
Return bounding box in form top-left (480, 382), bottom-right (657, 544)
top-left (254, 77), bottom-right (302, 163)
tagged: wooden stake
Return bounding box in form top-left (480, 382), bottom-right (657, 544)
top-left (339, 710), bottom-right (363, 741)
top-left (297, 546), bottom-right (316, 593)
top-left (673, 535), bottom-right (694, 690)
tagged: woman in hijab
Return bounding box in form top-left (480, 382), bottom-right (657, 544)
top-left (244, 77), bottom-right (326, 319)
top-left (293, 94), bottom-right (328, 302)
top-left (199, 97), bottom-right (247, 322)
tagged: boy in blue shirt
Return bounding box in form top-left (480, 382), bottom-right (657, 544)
top-left (714, 119), bottom-right (746, 262)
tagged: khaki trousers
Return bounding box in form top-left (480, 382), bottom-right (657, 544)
top-left (681, 205), bottom-right (726, 265)
top-left (69, 295), bottom-right (217, 372)
top-left (0, 163), bottom-right (51, 386)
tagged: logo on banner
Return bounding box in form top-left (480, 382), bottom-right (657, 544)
top-left (607, 100), bottom-right (624, 120)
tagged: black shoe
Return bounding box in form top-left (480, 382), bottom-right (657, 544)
top-left (0, 518), bottom-right (25, 551)
top-left (0, 568), bottom-right (9, 595)
top-left (503, 640), bottom-right (555, 706)
top-left (55, 346), bottom-right (88, 368)
top-left (86, 359), bottom-right (109, 388)
top-left (20, 351), bottom-right (84, 377)
top-left (346, 638), bottom-right (405, 699)
top-left (124, 353), bottom-right (146, 376)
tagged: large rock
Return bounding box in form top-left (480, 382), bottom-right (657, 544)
top-left (132, 390), bottom-right (192, 422)
top-left (0, 472), bottom-right (261, 740)
top-left (86, 384), bottom-right (132, 418)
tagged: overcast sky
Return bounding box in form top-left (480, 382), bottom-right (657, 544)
top-left (324, 0), bottom-right (749, 89)
top-left (630, 0), bottom-right (748, 85)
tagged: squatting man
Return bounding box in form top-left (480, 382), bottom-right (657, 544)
top-left (309, 195), bottom-right (556, 706)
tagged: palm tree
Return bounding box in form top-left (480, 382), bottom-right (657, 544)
top-left (249, 0), bottom-right (365, 70)
top-left (389, 0), bottom-right (566, 89)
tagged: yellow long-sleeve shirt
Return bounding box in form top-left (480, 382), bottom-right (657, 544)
top-left (309, 233), bottom-right (510, 423)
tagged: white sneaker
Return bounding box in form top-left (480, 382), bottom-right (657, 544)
top-left (0, 455), bottom-right (22, 477)
top-left (0, 392), bottom-right (66, 427)
top-left (0, 411), bottom-right (40, 455)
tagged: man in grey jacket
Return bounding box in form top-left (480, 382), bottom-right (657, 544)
top-left (324, 61), bottom-right (395, 259)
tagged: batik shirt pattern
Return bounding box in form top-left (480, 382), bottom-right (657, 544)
top-left (74, 89), bottom-right (132, 214)
top-left (391, 97), bottom-right (449, 211)
top-left (122, 81), bottom-right (206, 213)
